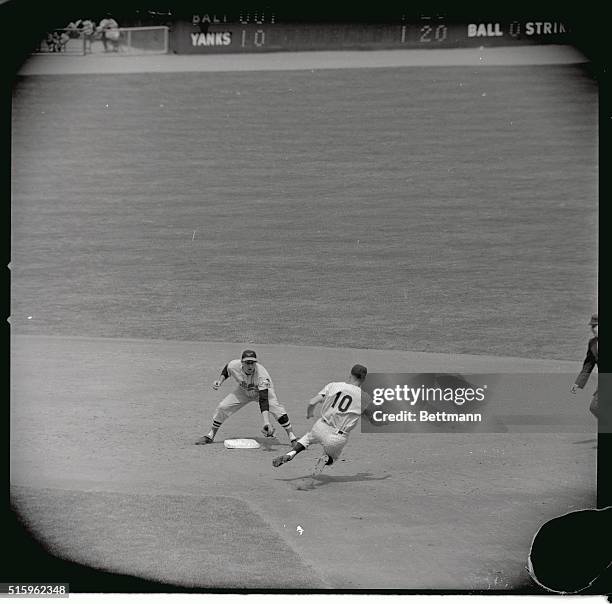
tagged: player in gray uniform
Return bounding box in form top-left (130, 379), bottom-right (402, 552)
top-left (195, 349), bottom-right (297, 445)
top-left (272, 364), bottom-right (376, 475)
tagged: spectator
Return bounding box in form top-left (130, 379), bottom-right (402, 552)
top-left (66, 20), bottom-right (80, 38)
top-left (97, 13), bottom-right (120, 52)
top-left (45, 30), bottom-right (68, 53)
top-left (59, 30), bottom-right (70, 51)
top-left (44, 31), bottom-right (56, 52)
top-left (79, 19), bottom-right (96, 53)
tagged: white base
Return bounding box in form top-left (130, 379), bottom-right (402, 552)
top-left (223, 438), bottom-right (261, 449)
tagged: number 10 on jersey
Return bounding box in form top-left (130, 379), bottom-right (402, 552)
top-left (331, 392), bottom-right (353, 412)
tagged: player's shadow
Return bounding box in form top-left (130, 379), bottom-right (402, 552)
top-left (312, 472), bottom-right (392, 484)
top-left (276, 472), bottom-right (391, 490)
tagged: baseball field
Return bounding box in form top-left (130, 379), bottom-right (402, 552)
top-left (10, 45), bottom-right (598, 591)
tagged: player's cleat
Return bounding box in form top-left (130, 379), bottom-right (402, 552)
top-left (272, 454), bottom-right (293, 467)
top-left (312, 454), bottom-right (330, 477)
top-left (195, 435), bottom-right (214, 445)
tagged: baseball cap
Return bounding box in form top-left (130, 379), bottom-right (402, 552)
top-left (589, 314), bottom-right (598, 326)
top-left (351, 364), bottom-right (368, 380)
top-left (241, 350), bottom-right (258, 362)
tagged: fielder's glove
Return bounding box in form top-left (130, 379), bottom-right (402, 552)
top-left (261, 424), bottom-right (276, 438)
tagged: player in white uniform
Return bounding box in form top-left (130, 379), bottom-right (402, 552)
top-left (195, 350), bottom-right (297, 445)
top-left (272, 364), bottom-right (375, 475)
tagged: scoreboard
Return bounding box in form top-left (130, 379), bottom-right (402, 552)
top-left (170, 11), bottom-right (574, 54)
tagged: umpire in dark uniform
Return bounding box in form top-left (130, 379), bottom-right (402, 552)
top-left (570, 313), bottom-right (599, 417)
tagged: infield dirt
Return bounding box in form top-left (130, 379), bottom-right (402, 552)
top-left (10, 335), bottom-right (596, 589)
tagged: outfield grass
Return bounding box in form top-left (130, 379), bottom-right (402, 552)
top-left (11, 64), bottom-right (597, 359)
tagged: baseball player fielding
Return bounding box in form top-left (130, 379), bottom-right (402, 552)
top-left (195, 349), bottom-right (298, 446)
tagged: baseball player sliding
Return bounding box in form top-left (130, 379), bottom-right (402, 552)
top-left (195, 350), bottom-right (298, 445)
top-left (272, 364), bottom-right (377, 476)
